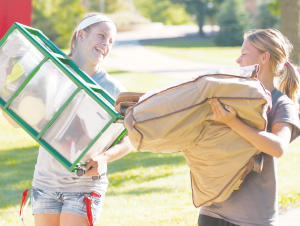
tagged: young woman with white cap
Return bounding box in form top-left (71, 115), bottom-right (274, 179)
top-left (1, 13), bottom-right (134, 226)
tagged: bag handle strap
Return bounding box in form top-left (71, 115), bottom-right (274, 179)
top-left (20, 189), bottom-right (30, 226)
top-left (83, 196), bottom-right (93, 226)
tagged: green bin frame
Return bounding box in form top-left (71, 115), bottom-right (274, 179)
top-left (0, 23), bottom-right (127, 172)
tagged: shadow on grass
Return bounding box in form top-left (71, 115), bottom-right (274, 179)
top-left (139, 35), bottom-right (216, 48)
top-left (106, 70), bottom-right (130, 75)
top-left (0, 147), bottom-right (186, 208)
top-left (107, 187), bottom-right (173, 196)
top-left (0, 146), bottom-right (38, 208)
top-left (107, 151), bottom-right (187, 188)
top-left (108, 151), bottom-right (186, 174)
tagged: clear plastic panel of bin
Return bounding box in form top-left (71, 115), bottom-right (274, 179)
top-left (63, 63), bottom-right (96, 85)
top-left (42, 90), bottom-right (112, 164)
top-left (64, 64), bottom-right (84, 83)
top-left (80, 122), bottom-right (125, 163)
top-left (33, 35), bottom-right (54, 53)
top-left (0, 29), bottom-right (44, 101)
top-left (9, 60), bottom-right (77, 132)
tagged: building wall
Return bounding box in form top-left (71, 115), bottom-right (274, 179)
top-left (245, 0), bottom-right (259, 14)
top-left (0, 0), bottom-right (32, 39)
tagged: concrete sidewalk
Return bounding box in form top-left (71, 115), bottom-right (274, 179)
top-left (102, 24), bottom-right (300, 226)
top-left (101, 25), bottom-right (227, 79)
top-left (279, 207), bottom-right (300, 226)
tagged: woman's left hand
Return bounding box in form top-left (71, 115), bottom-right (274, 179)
top-left (85, 153), bottom-right (108, 177)
top-left (84, 136), bottom-right (133, 177)
top-left (208, 99), bottom-right (237, 126)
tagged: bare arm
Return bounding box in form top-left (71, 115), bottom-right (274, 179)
top-left (0, 107), bottom-right (20, 128)
top-left (85, 136), bottom-right (134, 177)
top-left (208, 99), bottom-right (292, 158)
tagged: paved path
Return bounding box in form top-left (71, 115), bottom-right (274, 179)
top-left (279, 207), bottom-right (300, 226)
top-left (102, 24), bottom-right (300, 226)
top-left (101, 25), bottom-right (227, 79)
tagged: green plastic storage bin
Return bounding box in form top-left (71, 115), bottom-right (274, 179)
top-left (0, 23), bottom-right (127, 173)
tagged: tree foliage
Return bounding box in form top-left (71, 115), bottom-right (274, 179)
top-left (254, 2), bottom-right (280, 29)
top-left (182, 0), bottom-right (224, 35)
top-left (133, 0), bottom-right (191, 25)
top-left (214, 0), bottom-right (251, 46)
top-left (32, 0), bottom-right (86, 48)
top-left (88, 0), bottom-right (135, 14)
top-left (267, 0), bottom-right (280, 15)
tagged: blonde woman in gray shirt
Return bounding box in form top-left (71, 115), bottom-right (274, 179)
top-left (200, 29), bottom-right (300, 226)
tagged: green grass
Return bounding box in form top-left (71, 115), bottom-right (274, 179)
top-left (103, 68), bottom-right (179, 92)
top-left (1, 109), bottom-right (300, 226)
top-left (0, 112), bottom-right (37, 151)
top-left (0, 113), bottom-right (198, 226)
top-left (1, 68), bottom-right (300, 225)
top-left (142, 39), bottom-right (241, 66)
top-left (278, 137), bottom-right (300, 208)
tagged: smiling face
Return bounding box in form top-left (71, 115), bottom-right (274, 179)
top-left (236, 39), bottom-right (265, 67)
top-left (79, 22), bottom-right (116, 64)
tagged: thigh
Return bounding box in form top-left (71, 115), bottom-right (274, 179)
top-left (31, 186), bottom-right (63, 215)
top-left (60, 212), bottom-right (89, 226)
top-left (61, 192), bottom-right (105, 225)
top-left (198, 214), bottom-right (239, 226)
top-left (34, 214), bottom-right (60, 226)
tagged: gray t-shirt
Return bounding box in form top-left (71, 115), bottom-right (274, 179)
top-left (200, 88), bottom-right (300, 226)
top-left (32, 68), bottom-right (127, 194)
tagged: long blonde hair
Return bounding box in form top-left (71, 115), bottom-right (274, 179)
top-left (244, 29), bottom-right (300, 111)
top-left (68, 12), bottom-right (105, 57)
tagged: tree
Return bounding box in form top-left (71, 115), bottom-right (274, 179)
top-left (133, 0), bottom-right (224, 36)
top-left (88, 0), bottom-right (135, 14)
top-left (133, 0), bottom-right (191, 25)
top-left (193, 1), bottom-right (206, 36)
top-left (214, 0), bottom-right (251, 46)
top-left (32, 0), bottom-right (86, 48)
top-left (173, 0), bottom-right (224, 36)
top-left (267, 0), bottom-right (280, 15)
top-left (254, 2), bottom-right (279, 29)
top-left (281, 0), bottom-right (300, 65)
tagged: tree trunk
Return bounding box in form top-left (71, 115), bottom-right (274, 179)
top-left (281, 0), bottom-right (300, 65)
top-left (195, 1), bottom-right (205, 36)
top-left (209, 16), bottom-right (215, 37)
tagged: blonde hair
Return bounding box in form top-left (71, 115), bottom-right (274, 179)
top-left (68, 12), bottom-right (105, 57)
top-left (244, 29), bottom-right (300, 111)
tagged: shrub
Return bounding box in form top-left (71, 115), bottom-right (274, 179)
top-left (214, 0), bottom-right (251, 46)
top-left (254, 3), bottom-right (280, 29)
top-left (133, 0), bottom-right (191, 25)
top-left (33, 0), bottom-right (86, 48)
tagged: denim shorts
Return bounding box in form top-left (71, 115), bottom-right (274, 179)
top-left (31, 186), bottom-right (104, 224)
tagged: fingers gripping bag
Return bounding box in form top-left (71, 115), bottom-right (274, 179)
top-left (119, 65), bottom-right (272, 207)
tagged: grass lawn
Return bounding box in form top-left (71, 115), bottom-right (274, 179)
top-left (102, 68), bottom-right (179, 92)
top-left (0, 113), bottom-right (198, 226)
top-left (141, 39), bottom-right (241, 66)
top-left (1, 70), bottom-right (300, 225)
top-left (278, 137), bottom-right (300, 208)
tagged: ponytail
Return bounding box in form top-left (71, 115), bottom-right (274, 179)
top-left (279, 62), bottom-right (300, 111)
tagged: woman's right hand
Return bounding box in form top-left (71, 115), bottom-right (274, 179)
top-left (208, 99), bottom-right (238, 127)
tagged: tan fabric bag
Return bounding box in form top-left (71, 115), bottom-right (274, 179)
top-left (119, 65), bottom-right (271, 207)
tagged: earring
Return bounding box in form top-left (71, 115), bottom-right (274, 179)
top-left (80, 37), bottom-right (84, 41)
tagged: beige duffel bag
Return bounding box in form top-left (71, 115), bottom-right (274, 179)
top-left (116, 65), bottom-right (271, 207)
